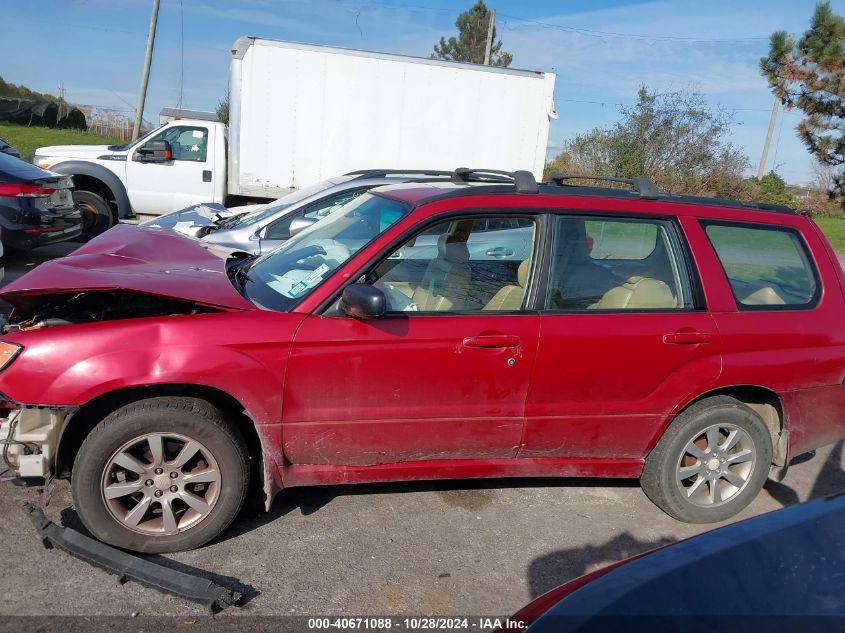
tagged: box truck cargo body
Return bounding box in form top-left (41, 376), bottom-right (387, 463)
top-left (229, 38), bottom-right (557, 198)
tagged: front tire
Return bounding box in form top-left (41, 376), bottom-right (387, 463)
top-left (641, 395), bottom-right (773, 523)
top-left (71, 397), bottom-right (249, 553)
top-left (72, 190), bottom-right (114, 240)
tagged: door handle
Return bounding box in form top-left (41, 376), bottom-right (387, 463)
top-left (663, 331), bottom-right (712, 345)
top-left (462, 335), bottom-right (520, 348)
top-left (485, 247), bottom-right (514, 258)
top-left (202, 170), bottom-right (212, 182)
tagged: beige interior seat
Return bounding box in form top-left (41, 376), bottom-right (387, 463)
top-left (740, 286), bottom-right (786, 305)
top-left (590, 275), bottom-right (677, 309)
top-left (483, 260), bottom-right (530, 311)
top-left (411, 234), bottom-right (471, 311)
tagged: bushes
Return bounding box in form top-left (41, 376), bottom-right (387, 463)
top-left (0, 77), bottom-right (87, 131)
top-left (545, 87), bottom-right (750, 199)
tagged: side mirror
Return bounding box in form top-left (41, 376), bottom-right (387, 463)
top-left (340, 284), bottom-right (385, 319)
top-left (136, 140), bottom-right (172, 163)
top-left (288, 216), bottom-right (318, 237)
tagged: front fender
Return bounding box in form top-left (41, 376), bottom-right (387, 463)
top-left (0, 312), bottom-right (302, 426)
top-left (51, 160), bottom-right (132, 219)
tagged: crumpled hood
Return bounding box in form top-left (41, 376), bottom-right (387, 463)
top-left (143, 202), bottom-right (230, 236)
top-left (0, 224), bottom-right (255, 311)
top-left (143, 202), bottom-right (263, 237)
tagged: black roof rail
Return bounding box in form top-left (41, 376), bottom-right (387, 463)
top-left (345, 169), bottom-right (454, 178)
top-left (548, 174), bottom-right (659, 200)
top-left (451, 167), bottom-right (539, 193)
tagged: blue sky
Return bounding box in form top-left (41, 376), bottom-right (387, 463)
top-left (4, 0), bottom-right (840, 184)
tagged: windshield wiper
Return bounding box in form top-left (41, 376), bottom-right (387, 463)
top-left (217, 213), bottom-right (249, 229)
top-left (228, 256), bottom-right (257, 294)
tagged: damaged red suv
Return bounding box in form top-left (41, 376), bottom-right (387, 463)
top-left (2, 169), bottom-right (844, 553)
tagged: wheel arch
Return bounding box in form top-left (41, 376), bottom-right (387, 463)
top-left (50, 161), bottom-right (132, 220)
top-left (660, 385), bottom-right (787, 466)
top-left (55, 383), bottom-right (271, 507)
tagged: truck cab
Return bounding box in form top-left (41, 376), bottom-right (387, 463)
top-left (32, 119), bottom-right (227, 237)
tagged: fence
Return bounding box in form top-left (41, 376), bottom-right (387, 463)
top-left (77, 104), bottom-right (153, 141)
top-left (87, 118), bottom-right (136, 141)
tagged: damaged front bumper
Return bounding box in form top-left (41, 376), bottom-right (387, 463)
top-left (23, 503), bottom-right (244, 613)
top-left (0, 408), bottom-right (67, 478)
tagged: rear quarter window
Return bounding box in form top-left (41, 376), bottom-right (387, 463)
top-left (703, 221), bottom-right (819, 309)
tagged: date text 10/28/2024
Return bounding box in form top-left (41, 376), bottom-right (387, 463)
top-left (307, 617), bottom-right (527, 631)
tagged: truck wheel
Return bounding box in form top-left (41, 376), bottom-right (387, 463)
top-left (71, 397), bottom-right (249, 553)
top-left (641, 395), bottom-right (772, 523)
top-left (73, 190), bottom-right (114, 240)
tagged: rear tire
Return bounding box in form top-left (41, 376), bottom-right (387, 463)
top-left (71, 397), bottom-right (249, 553)
top-left (73, 190), bottom-right (114, 240)
top-left (641, 395), bottom-right (772, 523)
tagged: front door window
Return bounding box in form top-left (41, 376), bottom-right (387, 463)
top-left (369, 216), bottom-right (536, 312)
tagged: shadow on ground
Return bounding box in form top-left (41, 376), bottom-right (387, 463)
top-left (765, 441), bottom-right (845, 508)
top-left (215, 476), bottom-right (641, 544)
top-left (526, 531), bottom-right (676, 598)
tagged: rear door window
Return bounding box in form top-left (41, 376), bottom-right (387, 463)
top-left (703, 221), bottom-right (819, 309)
top-left (546, 215), bottom-right (692, 311)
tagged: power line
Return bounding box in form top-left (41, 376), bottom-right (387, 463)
top-left (773, 101), bottom-right (787, 168)
top-left (342, 0), bottom-right (771, 45)
top-left (495, 13), bottom-right (768, 44)
top-left (176, 0), bottom-right (185, 111)
top-left (553, 95), bottom-right (805, 114)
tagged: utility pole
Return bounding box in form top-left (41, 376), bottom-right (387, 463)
top-left (757, 95), bottom-right (779, 180)
top-left (57, 81), bottom-right (65, 120)
top-left (132, 0), bottom-right (161, 140)
top-left (483, 8), bottom-right (496, 65)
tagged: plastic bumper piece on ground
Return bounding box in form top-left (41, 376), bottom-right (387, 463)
top-left (22, 503), bottom-right (243, 613)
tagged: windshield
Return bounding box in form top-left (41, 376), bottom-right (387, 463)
top-left (223, 177), bottom-right (349, 228)
top-left (107, 124), bottom-right (164, 151)
top-left (239, 193), bottom-right (410, 311)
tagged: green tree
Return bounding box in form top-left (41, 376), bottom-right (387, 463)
top-left (432, 1), bottom-right (512, 67)
top-left (755, 171), bottom-right (795, 206)
top-left (216, 93), bottom-right (229, 126)
top-left (546, 87), bottom-right (750, 198)
top-left (761, 2), bottom-right (845, 199)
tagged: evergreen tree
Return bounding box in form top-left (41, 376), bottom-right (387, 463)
top-left (761, 2), bottom-right (845, 199)
top-left (432, 1), bottom-right (512, 67)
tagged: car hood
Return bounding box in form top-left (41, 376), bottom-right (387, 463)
top-left (36, 144), bottom-right (117, 158)
top-left (144, 203), bottom-right (264, 237)
top-left (0, 224), bottom-right (255, 312)
top-left (143, 202), bottom-right (230, 236)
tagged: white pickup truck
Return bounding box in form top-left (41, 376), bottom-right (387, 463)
top-left (32, 37), bottom-right (556, 238)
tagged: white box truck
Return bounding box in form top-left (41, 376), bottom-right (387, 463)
top-left (32, 37), bottom-right (556, 236)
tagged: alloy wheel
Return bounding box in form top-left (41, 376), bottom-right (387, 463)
top-left (675, 423), bottom-right (756, 508)
top-left (100, 432), bottom-right (221, 535)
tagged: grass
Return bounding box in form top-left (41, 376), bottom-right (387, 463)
top-left (813, 216), bottom-right (845, 254)
top-left (0, 123), bottom-right (122, 161)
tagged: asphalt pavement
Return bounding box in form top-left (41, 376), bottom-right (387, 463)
top-left (1, 442), bottom-right (843, 619)
top-left (0, 241), bottom-right (844, 622)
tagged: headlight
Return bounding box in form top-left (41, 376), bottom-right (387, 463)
top-left (0, 342), bottom-right (23, 371)
top-left (33, 156), bottom-right (53, 170)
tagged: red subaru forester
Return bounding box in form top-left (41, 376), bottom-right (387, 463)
top-left (1, 169), bottom-right (842, 553)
